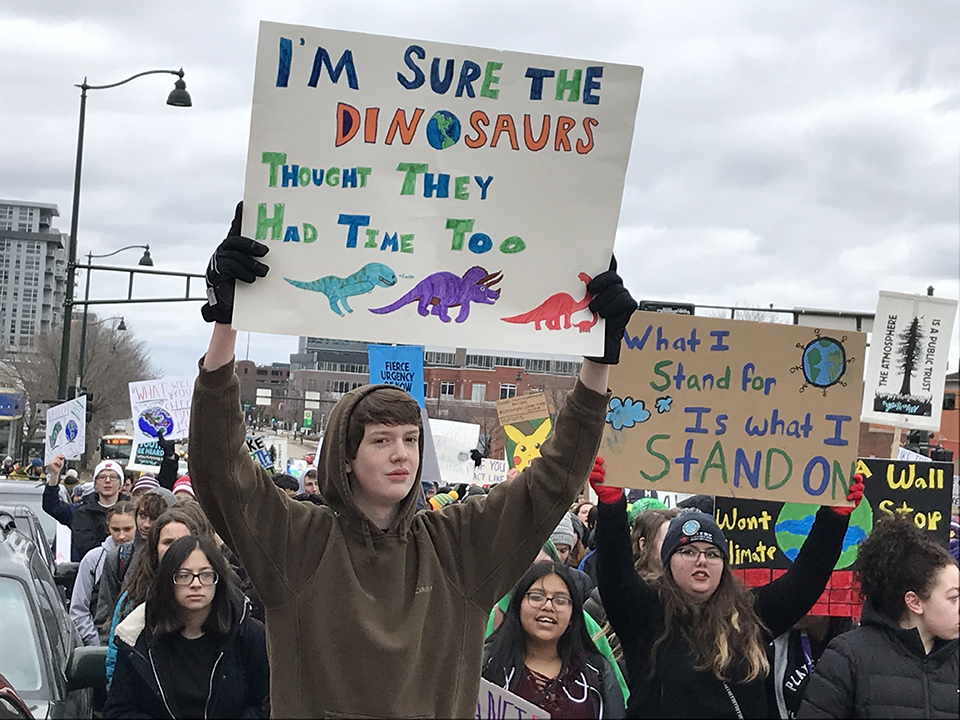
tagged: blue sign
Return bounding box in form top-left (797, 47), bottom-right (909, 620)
top-left (367, 345), bottom-right (426, 408)
top-left (0, 393), bottom-right (25, 419)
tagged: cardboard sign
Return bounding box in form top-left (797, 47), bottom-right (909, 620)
top-left (233, 22), bottom-right (643, 356)
top-left (713, 457), bottom-right (953, 570)
top-left (45, 396), bottom-right (86, 464)
top-left (477, 678), bottom-right (550, 719)
top-left (473, 457), bottom-right (508, 485)
top-left (429, 418), bottom-right (480, 486)
top-left (246, 436), bottom-right (275, 473)
top-left (367, 344), bottom-right (426, 407)
top-left (602, 312), bottom-right (866, 505)
top-left (128, 376), bottom-right (194, 445)
top-left (496, 392), bottom-right (550, 426)
top-left (498, 392), bottom-right (553, 473)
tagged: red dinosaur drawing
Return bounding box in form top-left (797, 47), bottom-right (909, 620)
top-left (500, 273), bottom-right (598, 332)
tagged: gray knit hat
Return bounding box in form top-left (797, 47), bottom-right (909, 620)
top-left (550, 513), bottom-right (575, 548)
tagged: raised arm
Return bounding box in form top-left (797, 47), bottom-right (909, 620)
top-left (41, 454), bottom-right (74, 528)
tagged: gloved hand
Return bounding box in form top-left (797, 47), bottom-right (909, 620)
top-left (201, 202), bottom-right (270, 324)
top-left (588, 456), bottom-right (623, 504)
top-left (156, 429), bottom-right (177, 461)
top-left (830, 473), bottom-right (865, 517)
top-left (586, 256), bottom-right (638, 364)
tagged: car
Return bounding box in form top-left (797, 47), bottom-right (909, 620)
top-left (0, 510), bottom-right (104, 718)
top-left (0, 481), bottom-right (58, 548)
top-left (0, 672), bottom-right (34, 719)
top-left (303, 452), bottom-right (316, 465)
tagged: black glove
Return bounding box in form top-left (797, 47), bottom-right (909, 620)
top-left (156, 429), bottom-right (177, 460)
top-left (201, 202), bottom-right (270, 324)
top-left (585, 256), bottom-right (637, 364)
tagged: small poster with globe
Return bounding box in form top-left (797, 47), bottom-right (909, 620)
top-left (45, 396), bottom-right (87, 465)
top-left (128, 376), bottom-right (195, 446)
top-left (233, 22), bottom-right (644, 356)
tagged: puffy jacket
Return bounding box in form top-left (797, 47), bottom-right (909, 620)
top-left (71, 493), bottom-right (121, 559)
top-left (103, 590), bottom-right (269, 719)
top-left (797, 602), bottom-right (959, 718)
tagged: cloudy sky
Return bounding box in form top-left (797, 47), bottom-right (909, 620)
top-left (1, 1), bottom-right (957, 377)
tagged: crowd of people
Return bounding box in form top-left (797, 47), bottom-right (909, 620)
top-left (28, 209), bottom-right (957, 718)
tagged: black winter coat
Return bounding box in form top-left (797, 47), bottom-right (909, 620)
top-left (103, 591), bottom-right (269, 719)
top-left (72, 493), bottom-right (130, 559)
top-left (596, 498), bottom-right (849, 719)
top-left (797, 602), bottom-right (959, 719)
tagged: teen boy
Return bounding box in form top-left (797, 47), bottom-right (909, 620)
top-left (190, 205), bottom-right (637, 717)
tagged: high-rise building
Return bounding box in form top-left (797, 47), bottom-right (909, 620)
top-left (0, 199), bottom-right (67, 352)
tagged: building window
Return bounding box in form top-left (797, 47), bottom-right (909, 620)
top-left (424, 351), bottom-right (455, 366)
top-left (945, 393), bottom-right (957, 411)
top-left (471, 383), bottom-right (486, 403)
top-left (440, 381), bottom-right (455, 397)
top-left (499, 383), bottom-right (517, 400)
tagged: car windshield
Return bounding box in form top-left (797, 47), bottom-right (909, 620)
top-left (0, 578), bottom-right (44, 696)
top-left (0, 488), bottom-right (55, 545)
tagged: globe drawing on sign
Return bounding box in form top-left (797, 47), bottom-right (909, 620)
top-left (775, 499), bottom-right (872, 570)
top-left (138, 407), bottom-right (174, 439)
top-left (64, 419), bottom-right (79, 442)
top-left (791, 329), bottom-right (855, 396)
top-left (425, 110), bottom-right (461, 150)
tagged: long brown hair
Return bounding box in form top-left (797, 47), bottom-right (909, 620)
top-left (632, 508), bottom-right (678, 580)
top-left (121, 509), bottom-right (205, 606)
top-left (649, 562), bottom-right (770, 682)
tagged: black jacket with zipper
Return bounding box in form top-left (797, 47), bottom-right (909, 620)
top-left (103, 588), bottom-right (269, 719)
top-left (797, 601), bottom-right (959, 719)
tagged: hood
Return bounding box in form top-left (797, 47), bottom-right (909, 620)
top-left (317, 384), bottom-right (424, 539)
top-left (99, 535), bottom-right (118, 552)
top-left (115, 601), bottom-right (147, 648)
top-left (860, 601), bottom-right (940, 659)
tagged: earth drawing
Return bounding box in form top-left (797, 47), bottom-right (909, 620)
top-left (775, 499), bottom-right (873, 569)
top-left (138, 407), bottom-right (175, 439)
top-left (64, 419), bottom-right (79, 442)
top-left (426, 110), bottom-right (461, 150)
top-left (801, 337), bottom-right (846, 388)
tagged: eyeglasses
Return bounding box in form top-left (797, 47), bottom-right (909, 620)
top-left (97, 473), bottom-right (121, 482)
top-left (675, 547), bottom-right (724, 564)
top-left (173, 570), bottom-right (219, 586)
top-left (524, 591), bottom-right (573, 609)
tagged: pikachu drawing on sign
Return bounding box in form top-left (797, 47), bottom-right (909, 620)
top-left (503, 418), bottom-right (554, 473)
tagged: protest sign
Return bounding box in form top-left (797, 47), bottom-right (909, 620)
top-left (602, 312), bottom-right (867, 505)
top-left (128, 376), bottom-right (194, 445)
top-left (367, 344), bottom-right (425, 407)
top-left (713, 457), bottom-right (953, 571)
top-left (861, 291), bottom-right (958, 431)
top-left (128, 438), bottom-right (163, 473)
top-left (232, 22), bottom-right (643, 356)
top-left (498, 392), bottom-right (553, 472)
top-left (44, 396), bottom-right (86, 464)
top-left (428, 418), bottom-right (480, 486)
top-left (897, 446), bottom-right (932, 463)
top-left (246, 436), bottom-right (276, 473)
top-left (496, 392), bottom-right (550, 426)
top-left (477, 678), bottom-right (550, 719)
top-left (473, 457), bottom-right (508, 485)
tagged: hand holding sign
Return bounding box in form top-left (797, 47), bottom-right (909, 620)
top-left (830, 474), bottom-right (865, 517)
top-left (202, 202), bottom-right (271, 324)
top-left (589, 456), bottom-right (623, 504)
top-left (586, 257), bottom-right (638, 364)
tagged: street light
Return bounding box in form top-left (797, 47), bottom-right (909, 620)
top-left (57, 69), bottom-right (191, 401)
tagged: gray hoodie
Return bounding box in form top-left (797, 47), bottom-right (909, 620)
top-left (71, 534), bottom-right (117, 646)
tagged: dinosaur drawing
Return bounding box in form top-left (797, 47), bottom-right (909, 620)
top-left (49, 421), bottom-right (63, 448)
top-left (504, 418), bottom-right (553, 472)
top-left (284, 262), bottom-right (398, 316)
top-left (368, 266), bottom-right (502, 323)
top-left (500, 272), bottom-right (597, 332)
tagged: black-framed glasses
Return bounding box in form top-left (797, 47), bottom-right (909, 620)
top-left (173, 570), bottom-right (219, 586)
top-left (675, 547), bottom-right (724, 564)
top-left (524, 591), bottom-right (573, 609)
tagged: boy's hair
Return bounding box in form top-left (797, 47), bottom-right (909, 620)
top-left (107, 501), bottom-right (136, 522)
top-left (346, 387), bottom-right (422, 460)
top-left (136, 491), bottom-right (170, 522)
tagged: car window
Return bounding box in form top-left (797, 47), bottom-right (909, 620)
top-left (0, 490), bottom-right (55, 544)
top-left (29, 553), bottom-right (68, 663)
top-left (0, 578), bottom-right (44, 693)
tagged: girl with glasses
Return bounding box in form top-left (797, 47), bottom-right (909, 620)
top-left (483, 561), bottom-right (625, 718)
top-left (105, 534), bottom-right (269, 718)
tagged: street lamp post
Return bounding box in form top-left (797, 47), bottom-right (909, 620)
top-left (57, 69), bottom-right (191, 401)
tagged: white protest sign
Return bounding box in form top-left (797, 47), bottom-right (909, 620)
top-left (55, 523), bottom-right (73, 565)
top-left (234, 22), bottom-right (643, 355)
top-left (128, 376), bottom-right (194, 445)
top-left (477, 678), bottom-right (550, 719)
top-left (246, 436), bottom-right (275, 472)
top-left (45, 397), bottom-right (86, 464)
top-left (861, 291), bottom-right (957, 431)
top-left (473, 457), bottom-right (508, 485)
top-left (897, 445), bottom-right (932, 463)
top-left (428, 418), bottom-right (480, 486)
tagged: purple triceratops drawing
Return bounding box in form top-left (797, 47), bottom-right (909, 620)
top-left (368, 266), bottom-right (503, 323)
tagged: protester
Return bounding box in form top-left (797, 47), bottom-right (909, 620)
top-left (272, 473), bottom-right (300, 497)
top-left (575, 501), bottom-right (595, 528)
top-left (798, 515), bottom-right (959, 718)
top-left (631, 507), bottom-right (679, 581)
top-left (43, 454), bottom-right (129, 560)
top-left (121, 473), bottom-right (133, 497)
top-left (172, 476), bottom-right (195, 501)
top-left (483, 561), bottom-right (625, 718)
top-left (70, 501), bottom-right (136, 646)
top-left (551, 514), bottom-right (577, 566)
top-left (189, 203), bottom-right (636, 718)
top-left (302, 467), bottom-right (320, 496)
top-left (592, 457), bottom-right (865, 718)
top-left (104, 535), bottom-right (269, 718)
top-left (131, 476), bottom-right (160, 497)
top-left (27, 457), bottom-right (44, 479)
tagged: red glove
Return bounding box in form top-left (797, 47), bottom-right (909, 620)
top-left (589, 456), bottom-right (623, 504)
top-left (831, 474), bottom-right (865, 517)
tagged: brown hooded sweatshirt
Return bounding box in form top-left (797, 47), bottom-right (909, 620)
top-left (189, 358), bottom-right (608, 718)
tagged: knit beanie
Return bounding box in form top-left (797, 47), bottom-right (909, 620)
top-left (132, 476), bottom-right (160, 495)
top-left (660, 510), bottom-right (728, 566)
top-left (627, 497), bottom-right (668, 527)
top-left (93, 460), bottom-right (124, 480)
top-left (550, 513), bottom-right (575, 549)
top-left (172, 476), bottom-right (195, 499)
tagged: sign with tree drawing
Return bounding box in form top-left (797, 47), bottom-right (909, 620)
top-left (860, 291), bottom-right (958, 431)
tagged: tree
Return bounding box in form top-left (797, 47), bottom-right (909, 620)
top-left (896, 316), bottom-right (923, 396)
top-left (10, 318), bottom-right (158, 460)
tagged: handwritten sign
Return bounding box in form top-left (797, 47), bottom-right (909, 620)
top-left (713, 457), bottom-right (953, 570)
top-left (128, 376), bottom-right (194, 445)
top-left (473, 458), bottom-right (508, 485)
top-left (477, 678), bottom-right (549, 719)
top-left (232, 22), bottom-right (643, 356)
top-left (429, 418), bottom-right (480, 486)
top-left (367, 344), bottom-right (425, 407)
top-left (602, 312), bottom-right (866, 505)
top-left (45, 396), bottom-right (86, 464)
top-left (496, 392), bottom-right (550, 426)
top-left (498, 392), bottom-right (553, 473)
top-left (128, 438), bottom-right (163, 473)
top-left (861, 291), bottom-right (958, 431)
top-left (246, 435), bottom-right (275, 473)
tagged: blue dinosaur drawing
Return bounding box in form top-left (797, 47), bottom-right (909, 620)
top-left (284, 262), bottom-right (398, 316)
top-left (368, 266), bottom-right (502, 323)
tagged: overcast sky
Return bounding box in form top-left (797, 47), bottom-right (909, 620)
top-left (1, 1), bottom-right (957, 377)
